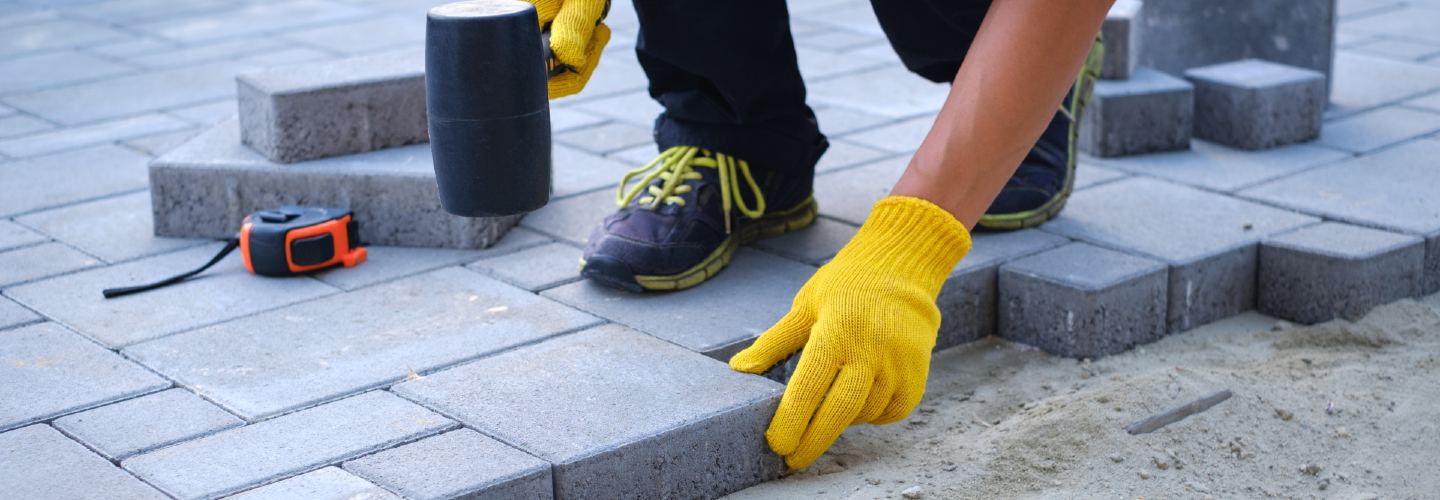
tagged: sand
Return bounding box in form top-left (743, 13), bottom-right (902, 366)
top-left (728, 293), bottom-right (1440, 499)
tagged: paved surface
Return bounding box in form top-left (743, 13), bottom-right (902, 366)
top-left (3, 0), bottom-right (1440, 498)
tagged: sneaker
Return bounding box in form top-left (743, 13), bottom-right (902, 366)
top-left (580, 146), bottom-right (818, 292)
top-left (978, 35), bottom-right (1104, 231)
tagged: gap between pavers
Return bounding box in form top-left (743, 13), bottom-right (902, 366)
top-left (0, 323), bottom-right (169, 433)
top-left (227, 467), bottom-right (398, 500)
top-left (342, 429), bottom-right (552, 500)
top-left (0, 425), bottom-right (167, 500)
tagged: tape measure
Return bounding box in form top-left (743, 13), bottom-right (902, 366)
top-left (103, 206), bottom-right (367, 298)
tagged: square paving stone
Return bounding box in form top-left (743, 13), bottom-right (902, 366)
top-left (0, 425), bottom-right (166, 500)
top-left (1080, 68), bottom-right (1194, 157)
top-left (1101, 0), bottom-right (1141, 79)
top-left (938, 230), bottom-right (1071, 350)
top-left (53, 388), bottom-right (243, 461)
top-left (1134, 0), bottom-right (1335, 87)
top-left (1241, 139), bottom-right (1440, 292)
top-left (0, 296), bottom-right (39, 330)
top-left (0, 113), bottom-right (193, 158)
top-left (469, 242), bottom-right (584, 291)
top-left (999, 243), bottom-right (1169, 358)
top-left (813, 156), bottom-right (906, 225)
top-left (0, 219), bottom-right (47, 251)
top-left (392, 324), bottom-right (784, 499)
top-left (1043, 177), bottom-right (1318, 332)
top-left (1260, 222), bottom-right (1425, 324)
top-left (6, 243), bottom-right (339, 348)
top-left (0, 242), bottom-right (102, 287)
top-left (124, 267), bottom-right (599, 420)
top-left (1092, 139), bottom-right (1348, 192)
top-left (554, 121), bottom-right (655, 155)
top-left (0, 323), bottom-right (168, 432)
top-left (1184, 59), bottom-right (1326, 150)
top-left (542, 249), bottom-right (814, 359)
top-left (122, 391), bottom-right (455, 500)
top-left (229, 467), bottom-right (398, 500)
top-left (343, 429), bottom-right (552, 500)
top-left (1317, 105), bottom-right (1440, 153)
top-left (808, 65), bottom-right (949, 118)
top-left (0, 145), bottom-right (150, 217)
top-left (752, 216), bottom-right (858, 265)
top-left (4, 61), bottom-right (256, 126)
top-left (16, 191), bottom-right (208, 263)
top-left (312, 228), bottom-right (550, 291)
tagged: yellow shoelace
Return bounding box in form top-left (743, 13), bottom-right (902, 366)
top-left (616, 146), bottom-right (767, 233)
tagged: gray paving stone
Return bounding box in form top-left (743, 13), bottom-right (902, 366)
top-left (124, 38), bottom-right (286, 69)
top-left (0, 296), bottom-right (39, 330)
top-left (752, 216), bottom-right (857, 265)
top-left (238, 49), bottom-right (425, 163)
top-left (1043, 177), bottom-right (1318, 332)
top-left (132, 0), bottom-right (373, 44)
top-left (151, 119), bottom-right (519, 248)
top-left (125, 267), bottom-right (598, 419)
top-left (0, 219), bottom-right (46, 251)
top-left (1343, 4), bottom-right (1440, 45)
top-left (0, 323), bottom-right (168, 432)
top-left (808, 65), bottom-right (949, 118)
top-left (550, 106), bottom-right (607, 133)
top-left (552, 143), bottom-right (638, 198)
top-left (842, 114), bottom-right (932, 153)
top-left (168, 100), bottom-right (240, 125)
top-left (1317, 105), bottom-right (1440, 153)
top-left (85, 37), bottom-right (177, 58)
top-left (123, 391), bottom-right (455, 500)
top-left (53, 388), bottom-right (243, 461)
top-left (0, 242), bottom-right (102, 287)
top-left (0, 115), bottom-right (51, 139)
top-left (519, 188), bottom-right (614, 245)
top-left (795, 1), bottom-right (885, 36)
top-left (61, 0), bottom-right (233, 26)
top-left (0, 50), bottom-right (134, 95)
top-left (4, 61), bottom-right (256, 125)
top-left (795, 46), bottom-right (889, 81)
top-left (312, 228), bottom-right (549, 291)
top-left (0, 145), bottom-right (150, 217)
top-left (1240, 139), bottom-right (1440, 293)
top-left (122, 128), bottom-right (202, 156)
top-left (1185, 59), bottom-right (1326, 150)
top-left (1406, 89), bottom-right (1440, 113)
top-left (1093, 139), bottom-right (1348, 192)
top-left (999, 243), bottom-right (1169, 358)
top-left (392, 324), bottom-right (784, 499)
top-left (1135, 0), bottom-right (1336, 88)
top-left (278, 14), bottom-right (424, 55)
top-left (0, 113), bottom-right (193, 159)
top-left (6, 243), bottom-right (339, 348)
top-left (0, 425), bottom-right (166, 500)
top-left (1329, 52), bottom-right (1440, 116)
top-left (938, 230), bottom-right (1071, 350)
top-left (554, 121), bottom-right (654, 155)
top-left (570, 90), bottom-right (663, 127)
top-left (814, 105), bottom-right (893, 136)
top-left (0, 18), bottom-right (129, 57)
top-left (543, 250), bottom-right (813, 359)
top-left (469, 242), bottom-right (583, 291)
top-left (813, 156), bottom-right (906, 225)
top-left (344, 429), bottom-right (552, 500)
top-left (795, 28), bottom-right (884, 54)
top-left (238, 47), bottom-right (336, 68)
top-left (229, 467), bottom-right (398, 500)
top-left (815, 139), bottom-right (894, 173)
top-left (1080, 68), bottom-right (1193, 158)
top-left (1348, 38), bottom-right (1440, 62)
top-left (1073, 160), bottom-right (1128, 190)
top-left (1101, 0), bottom-right (1141, 79)
top-left (1260, 222), bottom-right (1424, 324)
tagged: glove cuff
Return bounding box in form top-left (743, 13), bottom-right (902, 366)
top-left (837, 196), bottom-right (972, 293)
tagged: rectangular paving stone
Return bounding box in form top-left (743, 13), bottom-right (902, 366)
top-left (1260, 222), bottom-right (1424, 324)
top-left (1135, 0), bottom-right (1336, 88)
top-left (543, 249), bottom-right (814, 359)
top-left (469, 241), bottom-right (584, 291)
top-left (1092, 139), bottom-right (1348, 192)
top-left (123, 391), bottom-right (455, 500)
top-left (1043, 177), bottom-right (1318, 332)
top-left (938, 230), bottom-right (1071, 350)
top-left (0, 115), bottom-right (53, 139)
top-left (167, 99), bottom-right (239, 125)
top-left (125, 38), bottom-right (286, 69)
top-left (344, 429), bottom-right (552, 500)
top-left (53, 388), bottom-right (243, 461)
top-left (1329, 52), bottom-right (1440, 116)
top-left (752, 216), bottom-right (858, 265)
top-left (1074, 160), bottom-right (1128, 190)
top-left (122, 128), bottom-right (202, 156)
top-left (392, 324), bottom-right (784, 499)
top-left (0, 219), bottom-right (46, 251)
top-left (279, 15), bottom-right (425, 55)
top-left (1241, 139), bottom-right (1440, 293)
top-left (1317, 105), bottom-right (1440, 153)
top-left (999, 243), bottom-right (1169, 359)
top-left (312, 228), bottom-right (549, 291)
top-left (230, 467), bottom-right (398, 500)
top-left (813, 156), bottom-right (907, 226)
top-left (808, 65), bottom-right (949, 118)
top-left (1101, 0), bottom-right (1141, 79)
top-left (552, 143), bottom-right (641, 198)
top-left (6, 243), bottom-right (339, 348)
top-left (0, 296), bottom-right (40, 330)
top-left (237, 47), bottom-right (335, 68)
top-left (132, 0), bottom-right (372, 44)
top-left (1347, 38), bottom-right (1440, 62)
top-left (519, 188), bottom-right (615, 245)
top-left (0, 18), bottom-right (129, 57)
top-left (1080, 67), bottom-right (1193, 158)
top-left (794, 45), bottom-right (889, 81)
top-left (0, 242), bottom-right (102, 288)
top-left (0, 113), bottom-right (193, 158)
top-left (4, 61), bottom-right (256, 126)
top-left (1185, 59), bottom-right (1326, 150)
top-left (151, 118), bottom-right (519, 248)
top-left (0, 425), bottom-right (166, 500)
top-left (0, 145), bottom-right (150, 217)
top-left (554, 121), bottom-right (655, 155)
top-left (61, 0), bottom-right (233, 26)
top-left (125, 267), bottom-right (599, 420)
top-left (0, 50), bottom-right (134, 94)
top-left (0, 323), bottom-right (168, 432)
top-left (238, 49), bottom-right (425, 163)
top-left (570, 90), bottom-right (663, 127)
top-left (814, 104), bottom-right (893, 136)
top-left (815, 139), bottom-right (894, 172)
top-left (550, 107), bottom-right (607, 133)
top-left (16, 191), bottom-right (207, 263)
top-left (843, 114), bottom-right (932, 154)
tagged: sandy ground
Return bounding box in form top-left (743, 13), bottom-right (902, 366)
top-left (728, 294), bottom-right (1440, 499)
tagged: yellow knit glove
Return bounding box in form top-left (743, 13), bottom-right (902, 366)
top-left (730, 196), bottom-right (972, 470)
top-left (523, 0), bottom-right (611, 99)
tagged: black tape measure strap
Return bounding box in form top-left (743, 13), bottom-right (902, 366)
top-left (102, 238), bottom-right (240, 299)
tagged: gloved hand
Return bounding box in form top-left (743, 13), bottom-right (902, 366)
top-left (729, 196), bottom-right (972, 470)
top-left (523, 0), bottom-right (611, 99)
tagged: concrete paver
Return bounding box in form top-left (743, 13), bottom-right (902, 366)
top-left (0, 113), bottom-right (192, 158)
top-left (0, 425), bottom-right (166, 500)
top-left (752, 216), bottom-right (858, 266)
top-left (1080, 68), bottom-right (1194, 157)
top-left (0, 219), bottom-right (47, 251)
top-left (554, 121), bottom-right (654, 155)
top-left (0, 242), bottom-right (102, 287)
top-left (1317, 105), bottom-right (1440, 153)
top-left (53, 388), bottom-right (244, 460)
top-left (0, 114), bottom-right (53, 139)
top-left (940, 230), bottom-right (1071, 350)
top-left (1185, 59), bottom-right (1326, 150)
top-left (0, 50), bottom-right (134, 94)
top-left (0, 323), bottom-right (168, 432)
top-left (4, 61), bottom-right (256, 125)
top-left (229, 467), bottom-right (398, 500)
top-left (16, 191), bottom-right (208, 263)
top-left (312, 228), bottom-right (549, 291)
top-left (343, 429), bottom-right (552, 500)
top-left (1092, 139), bottom-right (1348, 192)
top-left (131, 0), bottom-right (372, 44)
top-left (1260, 222), bottom-right (1424, 324)
top-left (0, 145), bottom-right (150, 217)
top-left (0, 296), bottom-right (40, 330)
top-left (469, 241), bottom-right (585, 291)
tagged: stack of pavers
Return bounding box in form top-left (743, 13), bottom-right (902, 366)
top-left (148, 47), bottom-right (519, 248)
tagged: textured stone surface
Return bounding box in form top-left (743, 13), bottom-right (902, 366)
top-left (1073, 160), bottom-right (1128, 190)
top-left (1135, 0), bottom-right (1336, 89)
top-left (552, 143), bottom-right (640, 198)
top-left (1260, 222), bottom-right (1424, 324)
top-left (813, 156), bottom-right (907, 225)
top-left (393, 324), bottom-right (784, 499)
top-left (0, 323), bottom-right (168, 432)
top-left (4, 61), bottom-right (254, 125)
top-left (0, 425), bottom-right (166, 500)
top-left (0, 145), bottom-right (150, 217)
top-left (938, 230), bottom-right (1071, 350)
top-left (53, 388), bottom-right (243, 460)
top-left (0, 242), bottom-right (101, 287)
top-left (1185, 59), bottom-right (1326, 150)
top-left (122, 391), bottom-right (455, 500)
top-left (16, 191), bottom-right (207, 263)
top-left (312, 228), bottom-right (549, 291)
top-left (125, 267), bottom-right (598, 420)
top-left (554, 121), bottom-right (654, 155)
top-left (1317, 105), bottom-right (1440, 153)
top-left (752, 217), bottom-right (858, 265)
top-left (238, 49), bottom-right (425, 163)
top-left (6, 243), bottom-right (339, 348)
top-left (1101, 0), bottom-right (1141, 79)
top-left (229, 467), bottom-right (398, 500)
top-left (469, 242), bottom-right (584, 291)
top-left (0, 113), bottom-right (192, 158)
top-left (0, 296), bottom-right (39, 330)
top-left (999, 243), bottom-right (1169, 358)
top-left (543, 250), bottom-right (813, 359)
top-left (132, 0), bottom-right (370, 44)
top-left (1080, 68), bottom-right (1193, 158)
top-left (1044, 177), bottom-right (1318, 332)
top-left (0, 219), bottom-right (46, 251)
top-left (1329, 52), bottom-right (1440, 117)
top-left (150, 118), bottom-right (519, 249)
top-left (519, 188), bottom-right (616, 245)
top-left (1093, 140), bottom-right (1347, 192)
top-left (344, 429), bottom-right (552, 500)
top-left (808, 63), bottom-right (949, 118)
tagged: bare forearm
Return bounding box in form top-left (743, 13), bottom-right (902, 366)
top-left (890, 0), bottom-right (1113, 228)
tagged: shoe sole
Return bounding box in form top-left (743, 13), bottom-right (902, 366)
top-left (978, 35), bottom-right (1104, 231)
top-left (579, 196), bottom-right (819, 292)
